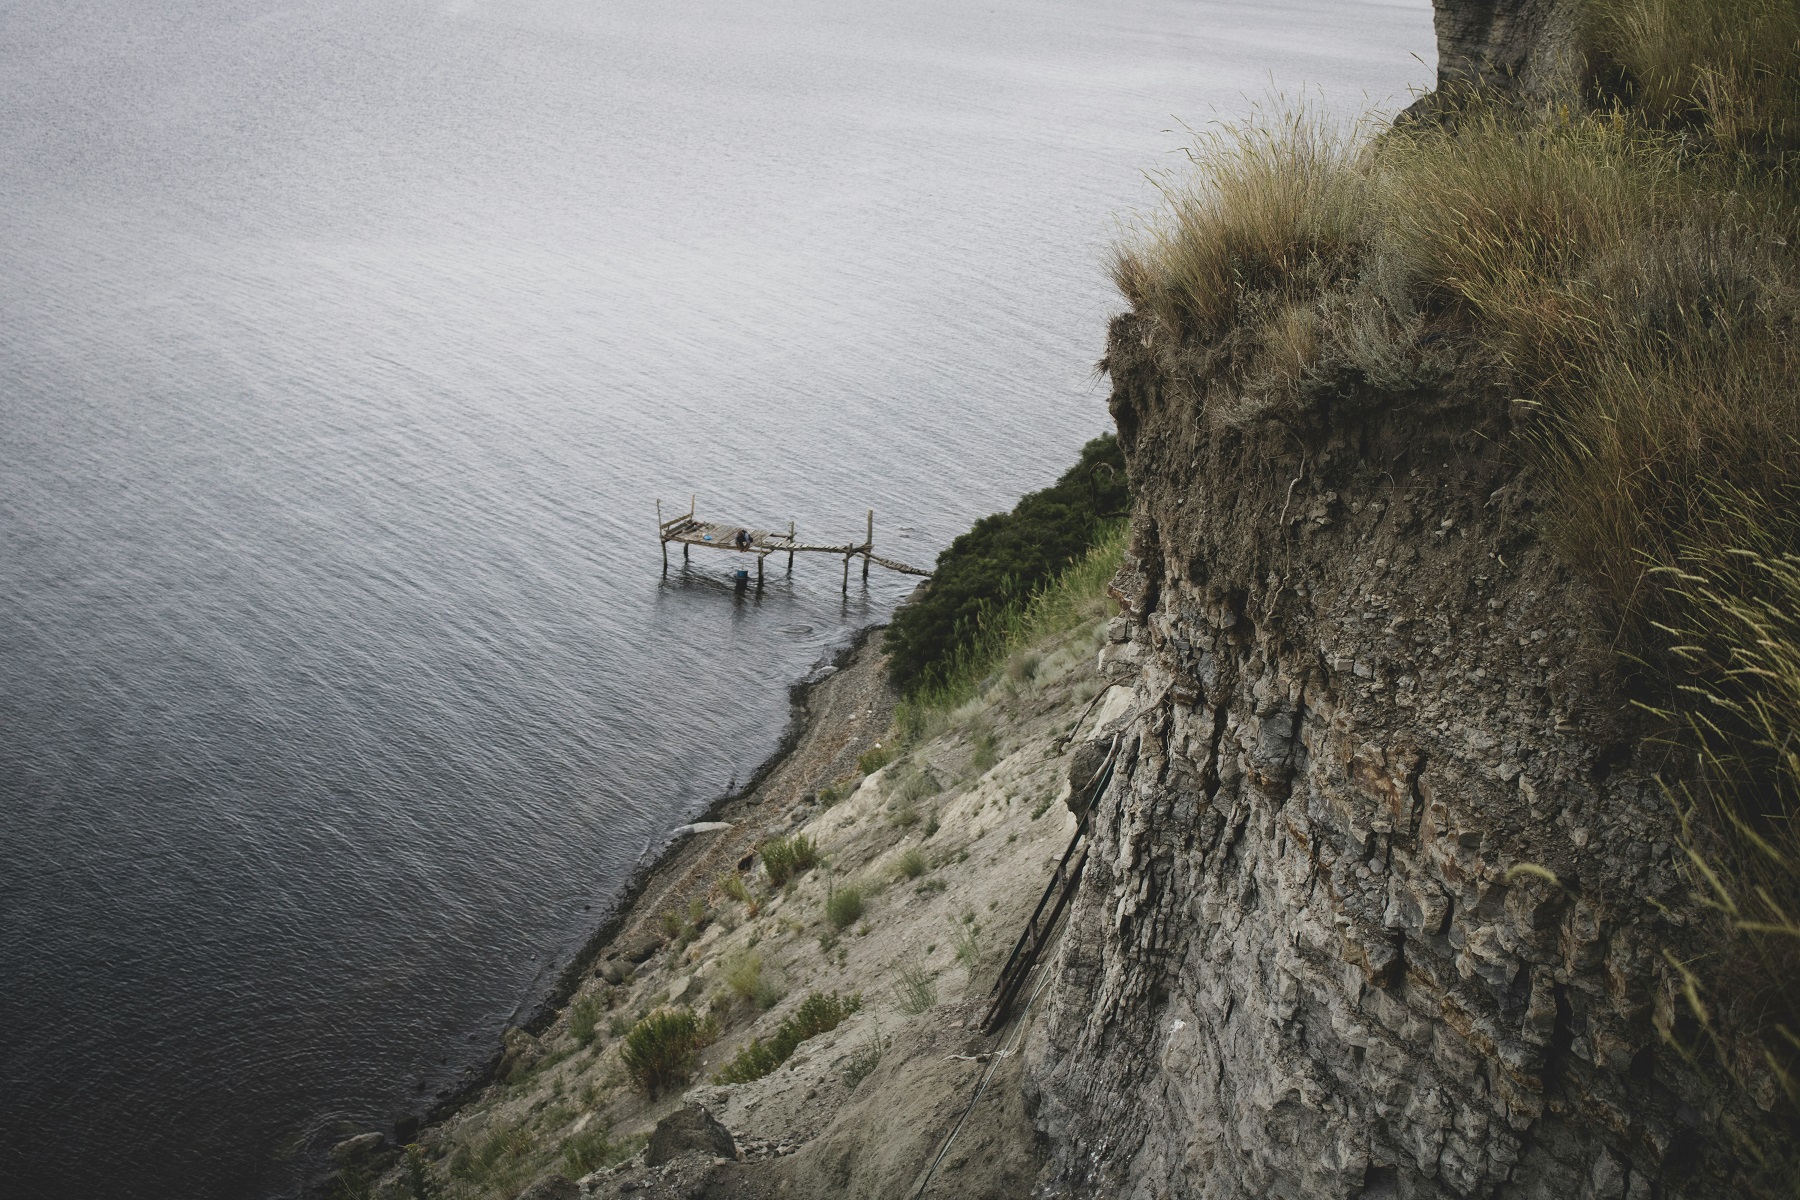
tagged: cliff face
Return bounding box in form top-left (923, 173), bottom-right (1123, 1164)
top-left (1428, 0), bottom-right (1584, 99)
top-left (1025, 312), bottom-right (1735, 1198)
top-left (1020, 10), bottom-right (1749, 1193)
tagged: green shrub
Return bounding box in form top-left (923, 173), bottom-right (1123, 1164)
top-left (569, 993), bottom-right (604, 1047)
top-left (825, 884), bottom-right (865, 930)
top-left (883, 433), bottom-right (1128, 696)
top-left (970, 732), bottom-right (1001, 773)
top-left (403, 1144), bottom-right (440, 1200)
top-left (723, 951), bottom-right (764, 1005)
top-left (894, 848), bottom-right (928, 880)
top-left (714, 991), bottom-right (863, 1085)
top-left (718, 871), bottom-right (752, 905)
top-left (759, 835), bottom-right (820, 887)
top-left (857, 743), bottom-right (894, 775)
top-left (620, 1008), bottom-right (712, 1096)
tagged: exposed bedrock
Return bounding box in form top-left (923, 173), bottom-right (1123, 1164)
top-left (1428, 0), bottom-right (1585, 99)
top-left (1024, 310), bottom-right (1739, 1199)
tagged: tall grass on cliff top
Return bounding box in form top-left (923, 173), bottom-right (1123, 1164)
top-left (884, 433), bottom-right (1127, 696)
top-left (1650, 507), bottom-right (1800, 1126)
top-left (1114, 0), bottom-right (1799, 1179)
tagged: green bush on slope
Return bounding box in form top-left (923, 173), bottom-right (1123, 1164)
top-left (713, 991), bottom-right (861, 1085)
top-left (884, 433), bottom-right (1127, 696)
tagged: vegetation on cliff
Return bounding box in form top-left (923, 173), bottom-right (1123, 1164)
top-left (1112, 0), bottom-right (1799, 1183)
top-left (883, 433), bottom-right (1127, 696)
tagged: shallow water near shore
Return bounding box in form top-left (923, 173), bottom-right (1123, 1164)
top-left (0, 1), bottom-right (1433, 1195)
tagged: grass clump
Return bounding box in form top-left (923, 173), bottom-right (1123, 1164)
top-left (1589, 0), bottom-right (1800, 165)
top-left (448, 1125), bottom-right (534, 1192)
top-left (894, 847), bottom-right (928, 880)
top-left (620, 1007), bottom-right (713, 1096)
top-left (883, 433), bottom-right (1128, 697)
top-left (718, 871), bottom-right (752, 906)
top-left (560, 1125), bottom-right (621, 1178)
top-left (825, 883), bottom-right (865, 930)
top-left (1115, 108), bottom-right (1364, 338)
top-left (893, 961), bottom-right (938, 1016)
top-left (759, 835), bottom-right (819, 887)
top-left (714, 991), bottom-right (863, 1085)
top-left (722, 949), bottom-right (784, 1010)
top-left (952, 912), bottom-right (983, 974)
top-left (1648, 526), bottom-right (1800, 1184)
top-left (970, 731), bottom-right (1001, 773)
top-left (843, 1023), bottom-right (889, 1089)
top-left (857, 744), bottom-right (895, 775)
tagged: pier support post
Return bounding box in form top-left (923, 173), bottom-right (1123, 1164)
top-left (787, 520), bottom-right (795, 572)
top-left (863, 509), bottom-right (872, 582)
top-left (842, 554), bottom-right (850, 594)
top-left (757, 554), bottom-right (764, 585)
top-left (657, 500), bottom-right (666, 570)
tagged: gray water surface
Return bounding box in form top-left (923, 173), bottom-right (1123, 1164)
top-left (0, 2), bottom-right (1434, 1194)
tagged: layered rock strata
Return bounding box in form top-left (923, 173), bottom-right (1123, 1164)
top-left (1025, 310), bottom-right (1736, 1199)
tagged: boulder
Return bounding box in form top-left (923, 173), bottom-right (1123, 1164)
top-left (644, 1104), bottom-right (737, 1167)
top-left (1065, 739), bottom-right (1110, 816)
top-left (329, 1131), bottom-right (396, 1178)
top-left (330, 1131), bottom-right (388, 1166)
top-left (618, 934), bottom-right (662, 963)
top-left (598, 960), bottom-right (631, 985)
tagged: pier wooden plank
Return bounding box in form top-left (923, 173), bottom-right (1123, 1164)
top-left (655, 500), bottom-right (930, 580)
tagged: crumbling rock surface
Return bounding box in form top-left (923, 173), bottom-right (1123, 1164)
top-left (1428, 0), bottom-right (1584, 100)
top-left (1024, 311), bottom-right (1742, 1199)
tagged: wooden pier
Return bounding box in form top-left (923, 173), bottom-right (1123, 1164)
top-left (657, 496), bottom-right (931, 592)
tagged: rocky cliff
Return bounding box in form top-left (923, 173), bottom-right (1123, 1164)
top-left (1028, 314), bottom-right (1725, 1198)
top-left (1022, 4), bottom-right (1756, 1197)
top-left (1428, 0), bottom-right (1583, 99)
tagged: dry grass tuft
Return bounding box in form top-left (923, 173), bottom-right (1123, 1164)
top-left (1115, 109), bottom-right (1362, 337)
top-left (1590, 0), bottom-right (1800, 165)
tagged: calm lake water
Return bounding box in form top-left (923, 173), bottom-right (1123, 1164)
top-left (0, 1), bottom-right (1433, 1194)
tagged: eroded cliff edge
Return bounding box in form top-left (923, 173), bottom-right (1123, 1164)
top-left (1028, 314), bottom-right (1719, 1199)
top-left (1016, 0), bottom-right (1798, 1190)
